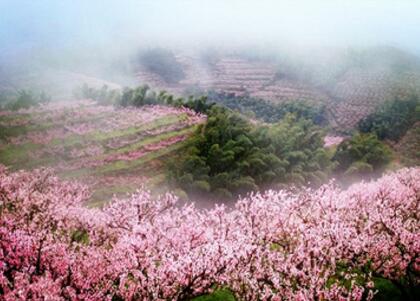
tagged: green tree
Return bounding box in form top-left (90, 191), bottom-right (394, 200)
top-left (334, 133), bottom-right (392, 177)
top-left (358, 95), bottom-right (420, 141)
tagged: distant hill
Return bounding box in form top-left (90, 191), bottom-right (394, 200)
top-left (2, 46), bottom-right (419, 132)
top-left (134, 47), bottom-right (420, 133)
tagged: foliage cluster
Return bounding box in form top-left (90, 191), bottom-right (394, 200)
top-left (207, 90), bottom-right (326, 125)
top-left (168, 106), bottom-right (332, 199)
top-left (396, 123), bottom-right (420, 166)
top-left (333, 133), bottom-right (392, 179)
top-left (0, 89), bottom-right (51, 111)
top-left (119, 85), bottom-right (212, 113)
top-left (358, 95), bottom-right (420, 141)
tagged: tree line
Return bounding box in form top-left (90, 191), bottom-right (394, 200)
top-left (76, 83), bottom-right (213, 113)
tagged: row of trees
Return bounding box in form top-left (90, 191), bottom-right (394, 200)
top-left (77, 84), bottom-right (214, 113)
top-left (168, 106), bottom-right (333, 199)
top-left (119, 86), bottom-right (212, 113)
top-left (77, 85), bottom-right (327, 126)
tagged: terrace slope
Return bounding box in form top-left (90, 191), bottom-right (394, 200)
top-left (0, 100), bottom-right (205, 205)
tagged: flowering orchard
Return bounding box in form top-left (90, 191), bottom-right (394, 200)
top-left (0, 165), bottom-right (418, 300)
top-left (0, 101), bottom-right (205, 204)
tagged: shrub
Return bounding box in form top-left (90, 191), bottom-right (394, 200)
top-left (4, 90), bottom-right (50, 111)
top-left (334, 133), bottom-right (392, 177)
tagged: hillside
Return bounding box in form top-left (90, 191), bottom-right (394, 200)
top-left (0, 100), bottom-right (204, 205)
top-left (135, 47), bottom-right (420, 132)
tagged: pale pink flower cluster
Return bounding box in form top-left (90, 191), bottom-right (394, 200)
top-left (323, 135), bottom-right (345, 147)
top-left (4, 104), bottom-right (204, 147)
top-left (0, 166), bottom-right (418, 300)
top-left (178, 106), bottom-right (207, 125)
top-left (68, 145), bottom-right (104, 159)
top-left (7, 100), bottom-right (109, 127)
top-left (55, 133), bottom-right (189, 171)
top-left (105, 134), bottom-right (187, 162)
top-left (15, 99), bottom-right (97, 115)
top-left (22, 128), bottom-right (69, 145)
top-left (0, 111), bottom-right (12, 117)
top-left (142, 123), bottom-right (187, 136)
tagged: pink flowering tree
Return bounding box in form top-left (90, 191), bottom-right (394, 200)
top-left (224, 169), bottom-right (419, 300)
top-left (0, 165), bottom-right (419, 300)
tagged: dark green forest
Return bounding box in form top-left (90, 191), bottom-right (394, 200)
top-left (168, 106), bottom-right (333, 199)
top-left (206, 91), bottom-right (327, 125)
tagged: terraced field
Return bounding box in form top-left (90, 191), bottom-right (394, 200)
top-left (136, 55), bottom-right (328, 105)
top-left (0, 100), bottom-right (205, 205)
top-left (135, 50), bottom-right (420, 132)
top-left (323, 69), bottom-right (420, 130)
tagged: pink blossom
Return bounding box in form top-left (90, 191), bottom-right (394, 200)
top-left (324, 135), bottom-right (345, 147)
top-left (0, 166), bottom-right (418, 300)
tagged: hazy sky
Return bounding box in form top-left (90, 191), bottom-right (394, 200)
top-left (1, 0), bottom-right (420, 57)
